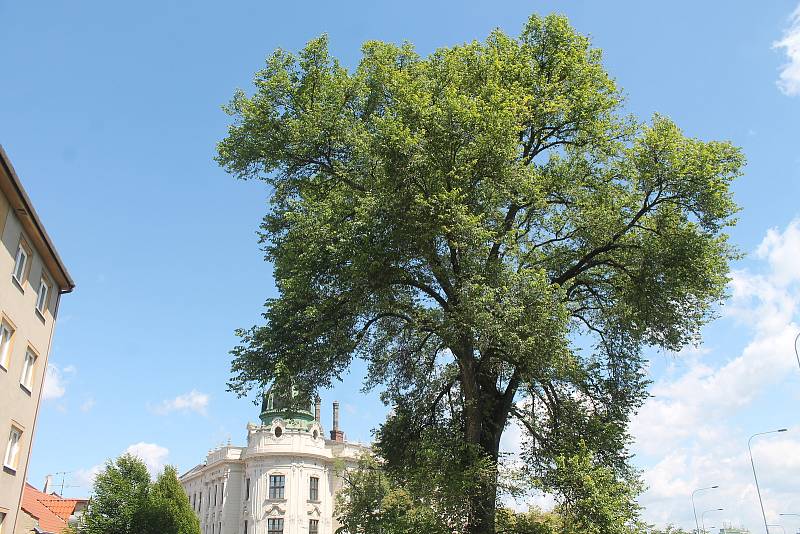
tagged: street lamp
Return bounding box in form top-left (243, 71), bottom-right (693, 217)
top-left (692, 486), bottom-right (720, 534)
top-left (749, 429), bottom-right (789, 534)
top-left (794, 332), bottom-right (800, 373)
top-left (702, 508), bottom-right (723, 534)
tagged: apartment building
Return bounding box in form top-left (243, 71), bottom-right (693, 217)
top-left (0, 146), bottom-right (74, 534)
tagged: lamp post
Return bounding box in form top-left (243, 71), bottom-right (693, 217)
top-left (794, 332), bottom-right (800, 373)
top-left (692, 486), bottom-right (720, 534)
top-left (702, 508), bottom-right (723, 534)
top-left (749, 429), bottom-right (788, 534)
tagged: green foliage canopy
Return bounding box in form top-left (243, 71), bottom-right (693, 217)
top-left (136, 466), bottom-right (201, 534)
top-left (218, 13), bottom-right (743, 533)
top-left (76, 454), bottom-right (150, 534)
top-left (73, 455), bottom-right (199, 534)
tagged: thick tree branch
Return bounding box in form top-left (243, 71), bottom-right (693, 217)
top-left (551, 191), bottom-right (657, 286)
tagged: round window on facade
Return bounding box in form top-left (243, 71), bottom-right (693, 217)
top-left (274, 426), bottom-right (283, 438)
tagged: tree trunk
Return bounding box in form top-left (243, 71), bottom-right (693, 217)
top-left (460, 358), bottom-right (513, 534)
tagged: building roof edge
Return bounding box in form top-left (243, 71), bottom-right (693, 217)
top-left (0, 145), bottom-right (74, 292)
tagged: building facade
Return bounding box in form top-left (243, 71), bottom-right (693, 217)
top-left (0, 146), bottom-right (74, 534)
top-left (180, 388), bottom-right (368, 534)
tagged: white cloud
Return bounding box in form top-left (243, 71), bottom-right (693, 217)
top-left (152, 390), bottom-right (209, 416)
top-left (73, 464), bottom-right (103, 489)
top-left (125, 442), bottom-right (170, 477)
top-left (73, 442), bottom-right (171, 493)
top-left (42, 364), bottom-right (67, 400)
top-left (774, 3), bottom-right (800, 96)
top-left (632, 219), bottom-right (800, 529)
top-left (80, 397), bottom-right (95, 412)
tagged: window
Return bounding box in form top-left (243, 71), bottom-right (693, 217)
top-left (267, 518), bottom-right (283, 534)
top-left (0, 511), bottom-right (5, 534)
top-left (12, 244), bottom-right (27, 285)
top-left (20, 349), bottom-right (36, 391)
top-left (0, 321), bottom-right (13, 370)
top-left (243, 520), bottom-right (248, 534)
top-left (309, 476), bottom-right (319, 501)
top-left (245, 478), bottom-right (250, 500)
top-left (269, 474), bottom-right (285, 499)
top-left (214, 484), bottom-right (217, 506)
top-left (4, 427), bottom-right (22, 470)
top-left (309, 519), bottom-right (319, 534)
top-left (36, 278), bottom-right (49, 315)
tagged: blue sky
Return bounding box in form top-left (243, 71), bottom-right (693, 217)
top-left (2, 1), bottom-right (800, 530)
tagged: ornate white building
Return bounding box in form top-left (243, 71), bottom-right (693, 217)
top-left (180, 388), bottom-right (368, 534)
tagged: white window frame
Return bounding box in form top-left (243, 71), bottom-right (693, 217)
top-left (4, 427), bottom-right (21, 471)
top-left (0, 321), bottom-right (13, 371)
top-left (269, 474), bottom-right (285, 499)
top-left (20, 349), bottom-right (36, 391)
top-left (36, 278), bottom-right (50, 315)
top-left (12, 245), bottom-right (28, 285)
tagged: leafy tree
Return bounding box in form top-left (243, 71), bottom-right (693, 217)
top-left (77, 454), bottom-right (150, 534)
top-left (495, 507), bottom-right (561, 534)
top-left (218, 13), bottom-right (743, 533)
top-left (336, 438), bottom-right (496, 534)
top-left (135, 466), bottom-right (200, 534)
top-left (336, 456), bottom-right (446, 534)
top-left (645, 527), bottom-right (693, 534)
top-left (544, 443), bottom-right (645, 534)
top-left (74, 456), bottom-right (199, 534)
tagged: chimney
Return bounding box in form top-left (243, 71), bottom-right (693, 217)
top-left (314, 397), bottom-right (321, 423)
top-left (44, 474), bottom-right (52, 494)
top-left (330, 401), bottom-right (344, 442)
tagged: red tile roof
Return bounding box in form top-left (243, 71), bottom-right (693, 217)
top-left (21, 484), bottom-right (88, 534)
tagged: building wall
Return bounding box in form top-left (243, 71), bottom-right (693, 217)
top-left (245, 454), bottom-right (333, 534)
top-left (184, 446), bottom-right (247, 534)
top-left (0, 157), bottom-right (69, 533)
top-left (12, 508), bottom-right (37, 534)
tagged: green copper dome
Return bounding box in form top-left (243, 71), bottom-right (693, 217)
top-left (259, 383), bottom-right (316, 428)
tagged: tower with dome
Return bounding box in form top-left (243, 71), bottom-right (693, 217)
top-left (180, 385), bottom-right (368, 534)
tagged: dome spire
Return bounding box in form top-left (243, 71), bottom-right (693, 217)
top-left (259, 375), bottom-right (315, 427)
